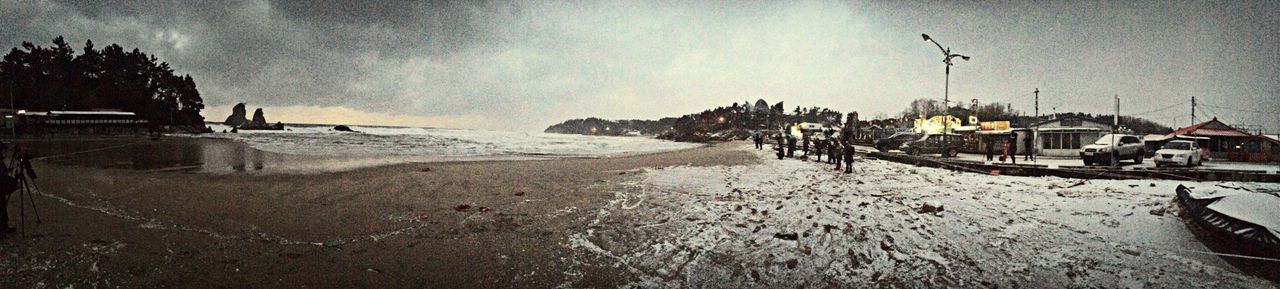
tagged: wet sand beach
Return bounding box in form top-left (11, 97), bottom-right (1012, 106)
top-left (0, 138), bottom-right (756, 288)
top-left (4, 138), bottom-right (1277, 288)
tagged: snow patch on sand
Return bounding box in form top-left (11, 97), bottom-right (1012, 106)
top-left (564, 144), bottom-right (1279, 288)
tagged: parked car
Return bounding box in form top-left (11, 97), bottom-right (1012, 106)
top-left (1154, 140), bottom-right (1202, 167)
top-left (874, 132), bottom-right (923, 152)
top-left (1079, 134), bottom-right (1145, 165)
top-left (901, 134), bottom-right (965, 157)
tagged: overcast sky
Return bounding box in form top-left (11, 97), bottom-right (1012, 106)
top-left (3, 0), bottom-right (1277, 132)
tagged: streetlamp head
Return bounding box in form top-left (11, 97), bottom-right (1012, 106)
top-left (921, 34), bottom-right (931, 41)
top-left (960, 55), bottom-right (971, 61)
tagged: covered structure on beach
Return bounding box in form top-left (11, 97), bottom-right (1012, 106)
top-left (17, 110), bottom-right (150, 135)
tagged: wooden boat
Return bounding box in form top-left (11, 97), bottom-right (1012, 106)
top-left (1175, 184), bottom-right (1280, 254)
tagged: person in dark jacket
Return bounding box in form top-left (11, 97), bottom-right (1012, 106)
top-left (985, 136), bottom-right (995, 162)
top-left (0, 144), bottom-right (13, 235)
top-left (1007, 133), bottom-right (1018, 165)
top-left (829, 140), bottom-right (839, 164)
top-left (1023, 133), bottom-right (1035, 161)
top-left (753, 133), bottom-right (764, 150)
top-left (814, 138), bottom-right (825, 162)
top-left (843, 138), bottom-right (856, 174)
top-left (774, 134), bottom-right (785, 160)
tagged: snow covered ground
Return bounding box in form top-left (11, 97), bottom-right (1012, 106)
top-left (565, 144), bottom-right (1280, 288)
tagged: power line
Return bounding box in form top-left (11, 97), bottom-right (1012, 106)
top-left (1199, 103), bottom-right (1279, 115)
top-left (1131, 101), bottom-right (1188, 116)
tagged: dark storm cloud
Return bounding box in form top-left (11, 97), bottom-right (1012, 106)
top-left (2, 0), bottom-right (1278, 131)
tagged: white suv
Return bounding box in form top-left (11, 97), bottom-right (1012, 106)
top-left (1080, 134), bottom-right (1145, 166)
top-left (1154, 140), bottom-right (1202, 167)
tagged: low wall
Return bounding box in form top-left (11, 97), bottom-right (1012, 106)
top-left (866, 151), bottom-right (1280, 183)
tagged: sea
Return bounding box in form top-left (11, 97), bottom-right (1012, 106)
top-left (199, 123), bottom-right (698, 161)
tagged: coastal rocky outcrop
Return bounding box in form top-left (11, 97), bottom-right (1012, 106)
top-left (223, 103), bottom-right (249, 127)
top-left (333, 125), bottom-right (355, 132)
top-left (224, 104), bottom-right (284, 130)
top-left (544, 117), bottom-right (676, 136)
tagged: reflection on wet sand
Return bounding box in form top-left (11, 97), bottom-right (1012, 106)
top-left (21, 137), bottom-right (378, 174)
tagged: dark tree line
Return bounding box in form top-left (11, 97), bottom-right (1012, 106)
top-left (545, 99), bottom-right (855, 142)
top-left (543, 117), bottom-right (678, 136)
top-left (0, 36), bottom-right (205, 126)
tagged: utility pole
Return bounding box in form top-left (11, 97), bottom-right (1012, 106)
top-left (1032, 88), bottom-right (1039, 162)
top-left (1113, 94), bottom-right (1120, 133)
top-left (1191, 96), bottom-right (1196, 125)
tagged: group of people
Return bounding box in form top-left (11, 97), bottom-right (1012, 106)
top-left (983, 133), bottom-right (1035, 164)
top-left (753, 131), bottom-right (857, 174)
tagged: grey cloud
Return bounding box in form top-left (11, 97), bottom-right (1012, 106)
top-left (2, 0), bottom-right (1278, 131)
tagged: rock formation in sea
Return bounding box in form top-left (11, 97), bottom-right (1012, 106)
top-left (230, 106), bottom-right (285, 130)
top-left (223, 103), bottom-right (249, 127)
top-left (247, 108), bottom-right (268, 128)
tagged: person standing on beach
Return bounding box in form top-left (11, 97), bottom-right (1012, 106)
top-left (842, 137), bottom-right (856, 174)
top-left (786, 135), bottom-right (796, 158)
top-left (985, 136), bottom-right (994, 162)
top-left (0, 144), bottom-right (14, 235)
top-left (753, 132), bottom-right (764, 150)
top-left (774, 134), bottom-right (785, 160)
top-left (1023, 133), bottom-right (1035, 161)
top-left (1007, 133), bottom-right (1018, 165)
top-left (802, 135), bottom-right (811, 157)
top-left (830, 140), bottom-right (839, 165)
top-left (814, 138), bottom-right (826, 162)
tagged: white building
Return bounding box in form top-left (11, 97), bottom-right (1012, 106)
top-left (1029, 116), bottom-right (1111, 157)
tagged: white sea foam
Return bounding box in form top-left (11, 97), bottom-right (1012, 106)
top-left (196, 123), bottom-right (699, 160)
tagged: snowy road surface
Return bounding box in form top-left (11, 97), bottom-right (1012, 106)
top-left (564, 144), bottom-right (1279, 288)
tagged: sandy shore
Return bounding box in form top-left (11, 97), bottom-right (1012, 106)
top-left (0, 138), bottom-right (757, 288)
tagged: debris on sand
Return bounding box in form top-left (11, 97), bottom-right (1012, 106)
top-left (774, 232), bottom-right (799, 241)
top-left (478, 207), bottom-right (492, 213)
top-left (880, 235), bottom-right (896, 251)
top-left (514, 191), bottom-right (526, 196)
top-left (420, 167), bottom-right (432, 172)
top-left (919, 200), bottom-right (944, 213)
top-left (454, 204), bottom-right (472, 212)
top-left (1148, 207), bottom-right (1166, 216)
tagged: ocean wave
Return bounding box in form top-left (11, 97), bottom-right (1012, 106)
top-left (192, 123), bottom-right (699, 160)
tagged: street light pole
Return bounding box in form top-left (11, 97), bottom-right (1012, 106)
top-left (922, 33), bottom-right (970, 158)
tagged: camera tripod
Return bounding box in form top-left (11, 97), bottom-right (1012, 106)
top-left (14, 156), bottom-right (39, 236)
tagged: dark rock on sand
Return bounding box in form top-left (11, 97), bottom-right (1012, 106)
top-left (334, 125), bottom-right (355, 132)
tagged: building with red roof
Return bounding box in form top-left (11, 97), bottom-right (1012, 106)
top-left (1150, 118), bottom-right (1278, 162)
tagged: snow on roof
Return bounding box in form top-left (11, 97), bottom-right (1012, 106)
top-left (1206, 193), bottom-right (1280, 241)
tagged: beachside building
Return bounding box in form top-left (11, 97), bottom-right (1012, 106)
top-left (18, 110), bottom-right (150, 135)
top-left (1028, 115), bottom-right (1111, 157)
top-left (1147, 118), bottom-right (1278, 162)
